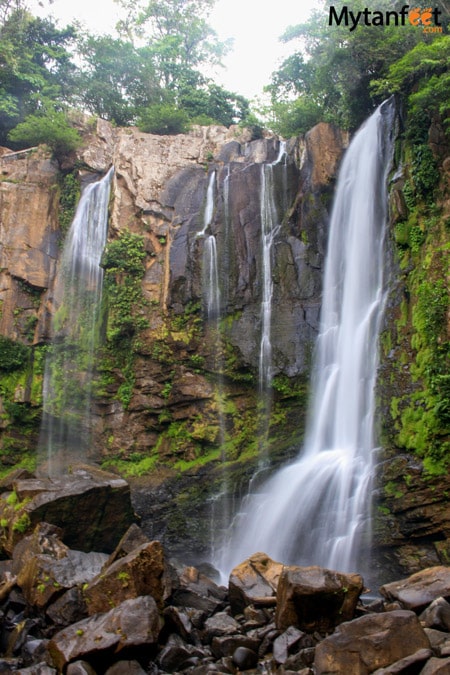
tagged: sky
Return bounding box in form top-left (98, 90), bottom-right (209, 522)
top-left (27, 0), bottom-right (320, 99)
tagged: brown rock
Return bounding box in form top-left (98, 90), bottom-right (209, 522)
top-left (380, 566), bottom-right (450, 611)
top-left (420, 597), bottom-right (450, 631)
top-left (419, 656), bottom-right (450, 674)
top-left (314, 609), bottom-right (430, 675)
top-left (372, 648), bottom-right (433, 673)
top-left (84, 540), bottom-right (168, 614)
top-left (47, 595), bottom-right (162, 672)
top-left (171, 564), bottom-right (226, 615)
top-left (105, 523), bottom-right (150, 566)
top-left (229, 552), bottom-right (283, 615)
top-left (1, 465), bottom-right (136, 555)
top-left (275, 565), bottom-right (363, 633)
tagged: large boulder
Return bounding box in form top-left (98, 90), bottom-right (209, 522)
top-left (229, 552), bottom-right (284, 615)
top-left (275, 565), bottom-right (363, 633)
top-left (380, 566), bottom-right (450, 612)
top-left (47, 595), bottom-right (162, 672)
top-left (314, 609), bottom-right (431, 674)
top-left (84, 540), bottom-right (169, 614)
top-left (0, 466), bottom-right (136, 555)
top-left (13, 523), bottom-right (107, 609)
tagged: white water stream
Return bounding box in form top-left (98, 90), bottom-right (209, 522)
top-left (220, 100), bottom-right (395, 577)
top-left (39, 168), bottom-right (113, 476)
top-left (259, 141), bottom-right (287, 390)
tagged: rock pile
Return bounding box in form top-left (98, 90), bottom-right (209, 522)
top-left (1, 472), bottom-right (450, 674)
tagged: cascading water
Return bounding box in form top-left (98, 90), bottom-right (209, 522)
top-left (259, 141), bottom-right (287, 390)
top-left (38, 168), bottom-right (113, 476)
top-left (220, 99), bottom-right (395, 579)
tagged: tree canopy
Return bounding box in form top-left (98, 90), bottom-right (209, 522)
top-left (266, 0), bottom-right (449, 135)
top-left (0, 0), bottom-right (449, 150)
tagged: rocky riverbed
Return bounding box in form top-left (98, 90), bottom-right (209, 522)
top-left (0, 467), bottom-right (450, 674)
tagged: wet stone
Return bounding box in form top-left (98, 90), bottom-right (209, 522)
top-left (232, 645), bottom-right (258, 669)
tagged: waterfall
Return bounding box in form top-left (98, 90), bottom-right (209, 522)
top-left (220, 100), bottom-right (395, 578)
top-left (259, 141), bottom-right (287, 390)
top-left (38, 168), bottom-right (113, 476)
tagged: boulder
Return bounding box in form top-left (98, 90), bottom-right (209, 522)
top-left (13, 525), bottom-right (108, 609)
top-left (157, 634), bottom-right (206, 671)
top-left (202, 612), bottom-right (241, 641)
top-left (1, 466), bottom-right (135, 555)
top-left (229, 552), bottom-right (283, 615)
top-left (380, 567), bottom-right (450, 612)
top-left (84, 541), bottom-right (168, 614)
top-left (46, 588), bottom-right (88, 627)
top-left (314, 609), bottom-right (431, 675)
top-left (273, 626), bottom-right (313, 665)
top-left (47, 595), bottom-right (162, 672)
top-left (371, 648), bottom-right (432, 673)
top-left (105, 524), bottom-right (149, 566)
top-left (104, 661), bottom-right (147, 675)
top-left (275, 565), bottom-right (363, 633)
top-left (66, 662), bottom-right (98, 675)
top-left (419, 657), bottom-right (450, 674)
top-left (171, 564), bottom-right (226, 615)
top-left (420, 597), bottom-right (450, 631)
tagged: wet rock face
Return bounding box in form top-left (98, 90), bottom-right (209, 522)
top-left (166, 129), bottom-right (346, 377)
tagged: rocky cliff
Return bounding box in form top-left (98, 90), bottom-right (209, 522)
top-left (0, 110), bottom-right (448, 579)
top-left (0, 119), bottom-right (346, 562)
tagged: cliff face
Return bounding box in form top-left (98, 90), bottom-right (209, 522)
top-left (0, 120), bottom-right (346, 559)
top-left (1, 113), bottom-right (448, 577)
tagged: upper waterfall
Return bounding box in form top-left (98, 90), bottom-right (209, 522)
top-left (219, 99), bottom-right (395, 578)
top-left (38, 168), bottom-right (113, 476)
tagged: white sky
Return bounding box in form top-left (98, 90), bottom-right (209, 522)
top-left (27, 0), bottom-right (320, 99)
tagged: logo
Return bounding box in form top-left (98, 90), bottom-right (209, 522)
top-left (329, 5), bottom-right (443, 32)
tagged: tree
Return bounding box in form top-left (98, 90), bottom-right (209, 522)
top-left (74, 35), bottom-right (162, 126)
top-left (266, 0), bottom-right (445, 133)
top-left (0, 5), bottom-right (76, 144)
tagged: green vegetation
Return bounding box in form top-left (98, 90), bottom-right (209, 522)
top-left (1, 0), bottom-right (250, 151)
top-left (265, 0), bottom-right (448, 134)
top-left (0, 337), bottom-right (29, 372)
top-left (102, 230), bottom-right (148, 345)
top-left (8, 110), bottom-right (82, 161)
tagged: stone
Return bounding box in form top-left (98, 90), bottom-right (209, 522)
top-left (420, 597), bottom-right (450, 631)
top-left (66, 662), bottom-right (98, 675)
top-left (105, 524), bottom-right (149, 566)
top-left (419, 657), bottom-right (450, 674)
top-left (211, 635), bottom-right (260, 659)
top-left (171, 564), bottom-right (227, 615)
top-left (380, 567), bottom-right (450, 611)
top-left (47, 595), bottom-right (162, 672)
top-left (16, 542), bottom-right (108, 609)
top-left (273, 626), bottom-right (313, 665)
top-left (2, 466), bottom-right (136, 555)
top-left (84, 540), bottom-right (168, 614)
top-left (314, 610), bottom-right (431, 675)
top-left (104, 661), bottom-right (147, 675)
top-left (371, 648), bottom-right (433, 673)
top-left (275, 565), bottom-right (363, 633)
top-left (46, 588), bottom-right (88, 627)
top-left (232, 645), bottom-right (258, 669)
top-left (15, 663), bottom-right (57, 674)
top-left (163, 606), bottom-right (196, 642)
top-left (229, 552), bottom-right (283, 615)
top-left (157, 634), bottom-right (206, 671)
top-left (203, 612), bottom-right (241, 641)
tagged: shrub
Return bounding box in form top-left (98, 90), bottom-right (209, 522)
top-left (0, 337), bottom-right (29, 372)
top-left (137, 103), bottom-right (189, 135)
top-left (8, 111), bottom-right (82, 160)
